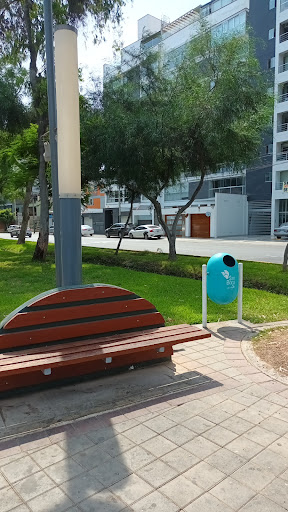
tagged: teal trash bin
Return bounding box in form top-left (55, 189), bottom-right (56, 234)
top-left (207, 253), bottom-right (239, 305)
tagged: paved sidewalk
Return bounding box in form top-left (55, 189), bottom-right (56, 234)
top-left (0, 321), bottom-right (288, 512)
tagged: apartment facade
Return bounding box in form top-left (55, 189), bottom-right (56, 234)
top-left (272, 0), bottom-right (288, 234)
top-left (89, 0), bottom-right (277, 238)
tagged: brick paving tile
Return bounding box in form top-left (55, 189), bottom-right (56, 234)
top-left (281, 469), bottom-right (288, 482)
top-left (162, 425), bottom-right (196, 446)
top-left (89, 459), bottom-right (132, 487)
top-left (183, 436), bottom-right (219, 459)
top-left (259, 417), bottom-right (288, 436)
top-left (99, 434), bottom-right (135, 457)
top-left (202, 425), bottom-right (238, 447)
top-left (243, 425), bottom-right (279, 447)
top-left (30, 444), bottom-right (68, 469)
top-left (262, 477), bottom-right (288, 510)
top-left (210, 477), bottom-right (256, 510)
top-left (225, 436), bottom-right (263, 459)
top-left (236, 408), bottom-right (266, 425)
top-left (220, 416), bottom-right (254, 435)
top-left (183, 461), bottom-right (225, 490)
top-left (8, 505), bottom-right (30, 512)
top-left (116, 446), bottom-right (156, 472)
top-left (231, 393), bottom-right (259, 406)
top-left (72, 445), bottom-right (112, 471)
top-left (0, 486), bottom-right (23, 512)
top-left (141, 435), bottom-right (177, 458)
top-left (19, 432), bottom-right (51, 453)
top-left (253, 400), bottom-right (281, 417)
top-left (239, 495), bottom-right (287, 512)
top-left (114, 419), bottom-right (140, 434)
top-left (0, 474), bottom-right (8, 490)
top-left (13, 471), bottom-right (55, 501)
top-left (1, 455), bottom-right (40, 483)
top-left (136, 459), bottom-right (177, 488)
top-left (199, 406), bottom-right (232, 424)
top-left (59, 472), bottom-right (104, 503)
top-left (268, 437), bottom-right (288, 458)
top-left (205, 447), bottom-right (247, 475)
top-left (85, 427), bottom-right (116, 445)
top-left (184, 492), bottom-right (233, 512)
top-left (232, 461), bottom-right (276, 491)
top-left (131, 490), bottom-right (179, 512)
top-left (110, 474), bottom-right (153, 505)
top-left (77, 489), bottom-right (126, 512)
top-left (160, 447), bottom-right (199, 473)
top-left (274, 408), bottom-right (288, 423)
top-left (45, 458), bottom-right (85, 484)
top-left (160, 474), bottom-right (202, 508)
top-left (27, 487), bottom-right (73, 512)
top-left (122, 426), bottom-right (156, 445)
top-left (143, 415), bottom-right (176, 434)
top-left (58, 435), bottom-right (94, 456)
top-left (183, 415), bottom-right (215, 434)
top-left (251, 448), bottom-right (288, 476)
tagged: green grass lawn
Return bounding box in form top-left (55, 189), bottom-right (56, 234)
top-left (1, 238), bottom-right (288, 326)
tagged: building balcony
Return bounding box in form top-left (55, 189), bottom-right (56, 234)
top-left (281, 0), bottom-right (288, 12)
top-left (278, 122), bottom-right (288, 132)
top-left (279, 62), bottom-right (288, 73)
top-left (275, 181), bottom-right (288, 190)
top-left (280, 31), bottom-right (288, 43)
top-left (278, 92), bottom-right (288, 103)
top-left (276, 151), bottom-right (288, 161)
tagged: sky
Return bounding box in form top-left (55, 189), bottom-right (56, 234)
top-left (77, 0), bottom-right (202, 87)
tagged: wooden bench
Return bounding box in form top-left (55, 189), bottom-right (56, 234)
top-left (0, 284), bottom-right (210, 392)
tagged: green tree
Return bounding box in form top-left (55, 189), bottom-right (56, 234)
top-left (0, 0), bottom-right (128, 261)
top-left (83, 29), bottom-right (273, 260)
top-left (0, 124), bottom-right (39, 243)
top-left (0, 209), bottom-right (15, 230)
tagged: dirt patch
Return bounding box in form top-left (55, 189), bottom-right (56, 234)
top-left (252, 327), bottom-right (288, 377)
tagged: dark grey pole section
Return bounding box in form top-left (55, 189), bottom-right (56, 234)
top-left (43, 0), bottom-right (62, 287)
top-left (54, 25), bottom-right (82, 287)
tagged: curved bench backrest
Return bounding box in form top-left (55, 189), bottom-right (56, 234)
top-left (0, 284), bottom-right (165, 351)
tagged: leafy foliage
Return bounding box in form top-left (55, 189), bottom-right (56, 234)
top-left (0, 209), bottom-right (15, 229)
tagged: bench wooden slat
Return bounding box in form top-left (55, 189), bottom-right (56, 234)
top-left (0, 330), bottom-right (209, 376)
top-left (29, 285), bottom-right (134, 307)
top-left (0, 324), bottom-right (198, 359)
top-left (0, 328), bottom-right (208, 367)
top-left (4, 298), bottom-right (156, 330)
top-left (0, 312), bottom-right (164, 349)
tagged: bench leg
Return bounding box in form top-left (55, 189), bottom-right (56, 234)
top-left (42, 368), bottom-right (52, 376)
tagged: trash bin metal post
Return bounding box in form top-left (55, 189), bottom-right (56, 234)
top-left (237, 262), bottom-right (243, 323)
top-left (202, 264), bottom-right (207, 328)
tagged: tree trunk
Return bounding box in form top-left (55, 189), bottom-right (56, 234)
top-left (283, 243), bottom-right (288, 272)
top-left (167, 231), bottom-right (177, 261)
top-left (115, 192), bottom-right (135, 255)
top-left (32, 122), bottom-right (49, 261)
top-left (17, 181), bottom-right (32, 244)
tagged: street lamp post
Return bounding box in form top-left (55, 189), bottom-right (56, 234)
top-left (54, 25), bottom-right (82, 286)
top-left (43, 0), bottom-right (62, 287)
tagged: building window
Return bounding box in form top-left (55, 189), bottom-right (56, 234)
top-left (268, 28), bottom-right (275, 40)
top-left (265, 144), bottom-right (273, 154)
top-left (164, 182), bottom-right (189, 202)
top-left (212, 11), bottom-right (246, 40)
top-left (268, 57), bottom-right (275, 69)
top-left (269, 0), bottom-right (276, 9)
top-left (280, 0), bottom-right (288, 13)
top-left (279, 199), bottom-right (288, 225)
top-left (265, 171), bottom-right (272, 182)
top-left (209, 176), bottom-right (245, 197)
top-left (89, 198), bottom-right (94, 206)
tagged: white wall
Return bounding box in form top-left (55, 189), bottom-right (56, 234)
top-left (138, 15), bottom-right (162, 39)
top-left (215, 193), bottom-right (248, 237)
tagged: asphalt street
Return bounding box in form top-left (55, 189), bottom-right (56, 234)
top-left (0, 232), bottom-right (287, 264)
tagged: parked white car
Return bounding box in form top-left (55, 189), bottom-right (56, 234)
top-left (128, 225), bottom-right (164, 239)
top-left (274, 224), bottom-right (288, 239)
top-left (7, 225), bottom-right (20, 233)
top-left (81, 224), bottom-right (94, 236)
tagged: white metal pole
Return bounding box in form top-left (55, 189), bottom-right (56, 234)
top-left (238, 263), bottom-right (243, 323)
top-left (202, 264), bottom-right (207, 328)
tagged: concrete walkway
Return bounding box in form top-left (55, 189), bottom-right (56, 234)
top-left (0, 321), bottom-right (288, 512)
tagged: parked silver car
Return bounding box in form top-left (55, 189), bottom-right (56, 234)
top-left (81, 224), bottom-right (94, 236)
top-left (10, 226), bottom-right (32, 238)
top-left (128, 225), bottom-right (164, 239)
top-left (274, 224), bottom-right (288, 239)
